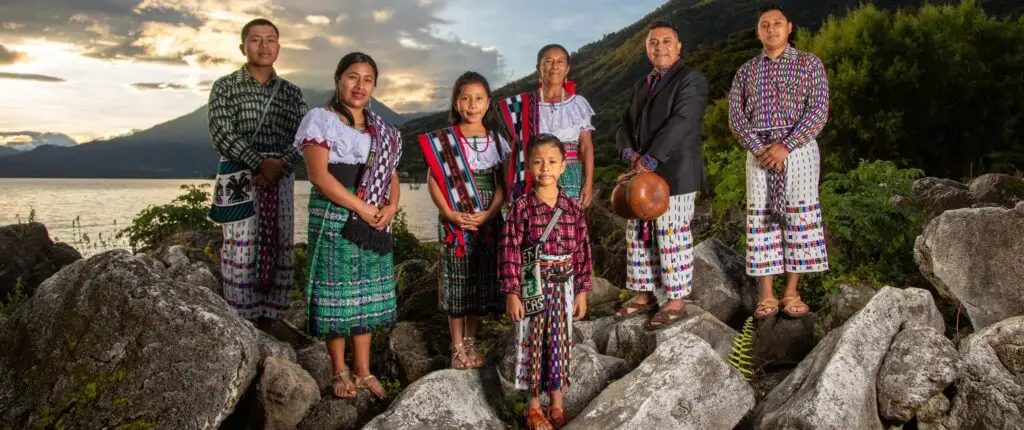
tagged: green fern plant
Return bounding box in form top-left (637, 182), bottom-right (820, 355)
top-left (728, 316), bottom-right (755, 381)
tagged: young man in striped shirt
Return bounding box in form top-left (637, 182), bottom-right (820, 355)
top-left (208, 18), bottom-right (307, 330)
top-left (728, 4), bottom-right (830, 319)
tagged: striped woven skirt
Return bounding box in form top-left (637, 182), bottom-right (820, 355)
top-left (557, 142), bottom-right (582, 199)
top-left (513, 255), bottom-right (574, 395)
top-left (221, 174), bottom-right (294, 321)
top-left (438, 169), bottom-right (504, 317)
top-left (306, 189), bottom-right (396, 338)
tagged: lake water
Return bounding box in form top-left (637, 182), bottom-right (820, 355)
top-left (0, 178), bottom-right (440, 256)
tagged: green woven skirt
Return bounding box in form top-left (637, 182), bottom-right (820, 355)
top-left (306, 189), bottom-right (396, 338)
top-left (558, 142), bottom-right (582, 199)
top-left (438, 169), bottom-right (504, 317)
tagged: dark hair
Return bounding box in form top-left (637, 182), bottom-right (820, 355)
top-left (758, 4), bottom-right (789, 21)
top-left (527, 133), bottom-right (565, 160)
top-left (448, 71), bottom-right (512, 144)
top-left (757, 4), bottom-right (794, 44)
top-left (329, 52), bottom-right (379, 128)
top-left (536, 44), bottom-right (570, 66)
top-left (241, 19), bottom-right (279, 43)
top-left (647, 19), bottom-right (680, 39)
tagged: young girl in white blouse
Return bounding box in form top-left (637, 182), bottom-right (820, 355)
top-left (417, 71), bottom-right (511, 370)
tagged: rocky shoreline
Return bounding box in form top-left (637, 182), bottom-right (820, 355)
top-left (0, 173), bottom-right (1022, 429)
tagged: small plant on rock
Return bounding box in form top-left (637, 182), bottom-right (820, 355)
top-left (728, 316), bottom-right (755, 381)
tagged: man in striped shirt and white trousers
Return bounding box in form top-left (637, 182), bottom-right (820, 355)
top-left (729, 4), bottom-right (831, 320)
top-left (208, 18), bottom-right (307, 330)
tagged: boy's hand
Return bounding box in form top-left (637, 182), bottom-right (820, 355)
top-left (573, 292), bottom-right (588, 321)
top-left (506, 294), bottom-right (525, 322)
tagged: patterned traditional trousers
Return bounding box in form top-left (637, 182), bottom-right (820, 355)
top-left (745, 141), bottom-right (829, 276)
top-left (625, 193), bottom-right (697, 300)
top-left (514, 255), bottom-right (574, 395)
top-left (221, 174), bottom-right (295, 321)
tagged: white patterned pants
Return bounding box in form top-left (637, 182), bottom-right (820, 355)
top-left (625, 193), bottom-right (696, 300)
top-left (221, 175), bottom-right (295, 321)
top-left (745, 141), bottom-right (829, 276)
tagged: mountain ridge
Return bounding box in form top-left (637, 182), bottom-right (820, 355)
top-left (0, 91), bottom-right (404, 178)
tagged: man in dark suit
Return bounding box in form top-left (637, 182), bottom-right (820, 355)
top-left (614, 20), bottom-right (709, 330)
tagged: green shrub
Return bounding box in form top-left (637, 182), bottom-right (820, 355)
top-left (117, 184), bottom-right (217, 252)
top-left (392, 208), bottom-right (423, 265)
top-left (819, 160), bottom-right (924, 285)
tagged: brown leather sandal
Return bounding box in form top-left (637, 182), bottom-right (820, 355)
top-left (354, 374), bottom-right (387, 400)
top-left (332, 369), bottom-right (356, 399)
top-left (615, 299), bottom-right (656, 321)
top-left (645, 306), bottom-right (687, 331)
top-left (780, 295), bottom-right (810, 318)
top-left (463, 337), bottom-right (486, 369)
top-left (525, 406), bottom-right (554, 430)
top-left (755, 297), bottom-right (780, 319)
top-left (547, 406), bottom-right (567, 428)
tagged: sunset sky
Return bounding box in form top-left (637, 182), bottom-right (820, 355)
top-left (0, 0), bottom-right (665, 146)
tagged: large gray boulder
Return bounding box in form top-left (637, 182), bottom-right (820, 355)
top-left (923, 316), bottom-right (1024, 429)
top-left (751, 287), bottom-right (944, 429)
top-left (689, 238), bottom-right (759, 329)
top-left (296, 342), bottom-right (333, 394)
top-left (912, 177), bottom-right (975, 216)
top-left (816, 283), bottom-right (877, 336)
top-left (752, 312), bottom-right (817, 370)
top-left (362, 369), bottom-right (504, 429)
top-left (0, 249), bottom-right (261, 429)
top-left (159, 244), bottom-right (221, 297)
top-left (257, 356), bottom-right (321, 430)
top-left (494, 337), bottom-right (629, 421)
top-left (0, 222), bottom-right (81, 302)
top-left (603, 306), bottom-right (737, 368)
top-left (297, 393), bottom-right (376, 430)
top-left (566, 332), bottom-right (755, 430)
top-left (876, 325), bottom-right (961, 424)
top-left (587, 277), bottom-right (621, 311)
top-left (386, 321), bottom-right (448, 385)
top-left (968, 173), bottom-right (1024, 208)
top-left (915, 203), bottom-right (1024, 330)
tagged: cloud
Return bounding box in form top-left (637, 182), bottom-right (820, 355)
top-left (131, 82), bottom-right (190, 91)
top-left (0, 44), bottom-right (28, 65)
top-left (0, 0), bottom-right (506, 112)
top-left (0, 72), bottom-right (65, 82)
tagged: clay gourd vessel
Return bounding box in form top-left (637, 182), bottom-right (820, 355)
top-left (611, 171), bottom-right (670, 220)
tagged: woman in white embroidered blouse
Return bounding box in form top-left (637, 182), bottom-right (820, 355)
top-left (536, 44), bottom-right (596, 206)
top-left (295, 52), bottom-right (399, 401)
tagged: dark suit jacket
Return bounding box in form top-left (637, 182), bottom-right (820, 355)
top-left (616, 61), bottom-right (710, 196)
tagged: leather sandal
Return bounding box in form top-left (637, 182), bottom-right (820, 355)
top-left (547, 406), bottom-right (567, 428)
top-left (451, 342), bottom-right (472, 370)
top-left (645, 306), bottom-right (687, 331)
top-left (525, 406), bottom-right (554, 430)
top-left (780, 295), bottom-right (810, 318)
top-left (755, 297), bottom-right (780, 319)
top-left (331, 369), bottom-right (356, 399)
top-left (354, 374), bottom-right (387, 400)
top-left (463, 337), bottom-right (486, 368)
top-left (615, 299), bottom-right (656, 321)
